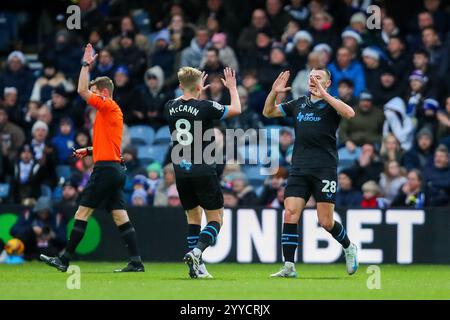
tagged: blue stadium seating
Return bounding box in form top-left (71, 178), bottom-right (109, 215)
top-left (0, 183), bottom-right (10, 199)
top-left (129, 125), bottom-right (155, 146)
top-left (242, 165), bottom-right (266, 186)
top-left (338, 147), bottom-right (361, 170)
top-left (137, 144), bottom-right (169, 166)
top-left (153, 126), bottom-right (172, 145)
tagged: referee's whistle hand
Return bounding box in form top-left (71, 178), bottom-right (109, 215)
top-left (73, 148), bottom-right (88, 159)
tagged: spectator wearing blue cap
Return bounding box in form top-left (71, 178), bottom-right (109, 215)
top-left (149, 29), bottom-right (176, 80)
top-left (328, 47), bottom-right (366, 97)
top-left (405, 70), bottom-right (428, 117)
top-left (417, 98), bottom-right (440, 133)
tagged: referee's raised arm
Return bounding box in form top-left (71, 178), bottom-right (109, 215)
top-left (77, 43), bottom-right (98, 102)
top-left (263, 71), bottom-right (291, 118)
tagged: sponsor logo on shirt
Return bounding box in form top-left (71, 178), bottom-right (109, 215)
top-left (297, 112), bottom-right (321, 123)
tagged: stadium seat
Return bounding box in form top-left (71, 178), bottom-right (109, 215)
top-left (137, 144), bottom-right (169, 166)
top-left (55, 165), bottom-right (72, 180)
top-left (242, 165), bottom-right (266, 186)
top-left (0, 183), bottom-right (10, 199)
top-left (129, 125), bottom-right (155, 146)
top-left (338, 147), bottom-right (361, 169)
top-left (153, 126), bottom-right (172, 145)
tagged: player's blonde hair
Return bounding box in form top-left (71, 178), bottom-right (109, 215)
top-left (177, 67), bottom-right (202, 92)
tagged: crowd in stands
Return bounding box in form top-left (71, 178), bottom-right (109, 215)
top-left (1, 0), bottom-right (450, 215)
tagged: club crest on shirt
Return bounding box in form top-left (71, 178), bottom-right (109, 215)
top-left (297, 112), bottom-right (321, 123)
top-left (180, 159), bottom-right (192, 171)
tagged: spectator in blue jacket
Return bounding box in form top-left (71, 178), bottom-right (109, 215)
top-left (423, 145), bottom-right (450, 205)
top-left (51, 117), bottom-right (75, 165)
top-left (10, 196), bottom-right (67, 260)
top-left (328, 47), bottom-right (365, 97)
top-left (336, 170), bottom-right (362, 207)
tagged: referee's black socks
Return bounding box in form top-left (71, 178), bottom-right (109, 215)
top-left (282, 223), bottom-right (299, 263)
top-left (196, 221), bottom-right (221, 252)
top-left (118, 221), bottom-right (142, 264)
top-left (328, 220), bottom-right (350, 249)
top-left (187, 224), bottom-right (201, 250)
top-left (61, 219), bottom-right (88, 264)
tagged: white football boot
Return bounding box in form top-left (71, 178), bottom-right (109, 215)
top-left (343, 243), bottom-right (359, 275)
top-left (270, 262), bottom-right (298, 278)
top-left (197, 262), bottom-right (213, 279)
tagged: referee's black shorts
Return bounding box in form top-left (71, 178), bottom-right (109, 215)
top-left (79, 161), bottom-right (127, 211)
top-left (284, 167), bottom-right (338, 204)
top-left (175, 174), bottom-right (224, 211)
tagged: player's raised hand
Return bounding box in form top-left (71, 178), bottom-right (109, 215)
top-left (221, 67), bottom-right (237, 90)
top-left (272, 71), bottom-right (291, 94)
top-left (83, 43), bottom-right (98, 65)
top-left (309, 74), bottom-right (327, 98)
top-left (200, 71), bottom-right (210, 91)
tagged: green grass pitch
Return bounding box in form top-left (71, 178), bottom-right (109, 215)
top-left (1, 262), bottom-right (449, 300)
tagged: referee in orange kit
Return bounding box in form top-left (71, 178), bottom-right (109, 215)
top-left (40, 44), bottom-right (144, 272)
